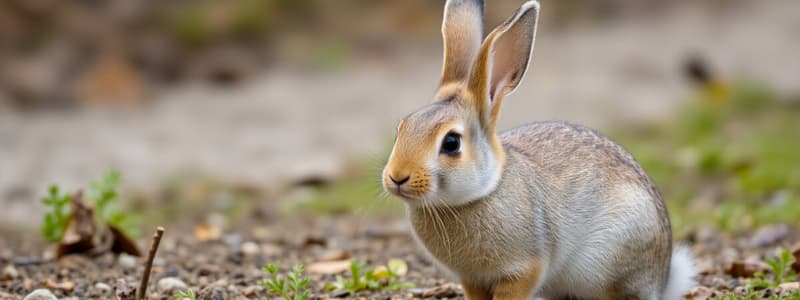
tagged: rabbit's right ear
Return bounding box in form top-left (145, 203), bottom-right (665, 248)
top-left (440, 0), bottom-right (484, 87)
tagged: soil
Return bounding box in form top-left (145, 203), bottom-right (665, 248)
top-left (1, 215), bottom-right (798, 299)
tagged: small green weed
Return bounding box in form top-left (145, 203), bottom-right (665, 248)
top-left (41, 185), bottom-right (72, 242)
top-left (40, 170), bottom-right (140, 242)
top-left (260, 263), bottom-right (312, 300)
top-left (89, 170), bottom-right (140, 238)
top-left (720, 286), bottom-right (800, 300)
top-left (174, 288), bottom-right (197, 300)
top-left (326, 259), bottom-right (414, 294)
top-left (750, 249), bottom-right (798, 289)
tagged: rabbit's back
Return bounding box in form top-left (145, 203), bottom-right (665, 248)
top-left (500, 121), bottom-right (662, 207)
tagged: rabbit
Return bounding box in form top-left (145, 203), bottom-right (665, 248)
top-left (381, 0), bottom-right (696, 299)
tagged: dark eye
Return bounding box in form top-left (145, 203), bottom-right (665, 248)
top-left (440, 132), bottom-right (461, 156)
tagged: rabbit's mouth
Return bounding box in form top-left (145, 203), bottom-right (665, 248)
top-left (386, 184), bottom-right (420, 202)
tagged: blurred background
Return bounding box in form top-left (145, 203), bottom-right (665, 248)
top-left (1, 0), bottom-right (799, 236)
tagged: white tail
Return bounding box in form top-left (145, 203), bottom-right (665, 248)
top-left (662, 246), bottom-right (697, 300)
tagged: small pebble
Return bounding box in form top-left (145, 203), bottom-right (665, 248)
top-left (223, 234), bottom-right (243, 248)
top-left (165, 266), bottom-right (180, 277)
top-left (241, 285), bottom-right (263, 297)
top-left (1, 264), bottom-right (19, 280)
top-left (23, 289), bottom-right (57, 300)
top-left (199, 286), bottom-right (226, 300)
top-left (778, 282), bottom-right (800, 292)
top-left (94, 282), bottom-right (112, 293)
top-left (13, 257), bottom-right (48, 266)
top-left (117, 254), bottom-right (137, 269)
top-left (241, 241), bottom-right (259, 255)
top-left (44, 279), bottom-right (75, 292)
top-left (158, 277), bottom-right (188, 292)
top-left (153, 257), bottom-right (166, 267)
top-left (685, 286), bottom-right (712, 300)
top-left (749, 224), bottom-right (789, 247)
top-left (696, 259), bottom-right (715, 276)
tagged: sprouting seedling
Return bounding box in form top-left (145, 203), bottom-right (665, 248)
top-left (750, 249), bottom-right (798, 289)
top-left (260, 263), bottom-right (312, 300)
top-left (88, 169), bottom-right (140, 238)
top-left (41, 185), bottom-right (72, 242)
top-left (325, 259), bottom-right (414, 294)
top-left (40, 169), bottom-right (140, 243)
top-left (174, 288), bottom-right (197, 300)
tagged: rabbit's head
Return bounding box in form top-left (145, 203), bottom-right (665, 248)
top-left (383, 0), bottom-right (540, 206)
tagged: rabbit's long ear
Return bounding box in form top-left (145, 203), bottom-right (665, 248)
top-left (440, 0), bottom-right (484, 86)
top-left (468, 1), bottom-right (539, 130)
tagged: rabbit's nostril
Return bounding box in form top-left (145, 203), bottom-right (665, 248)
top-left (389, 175), bottom-right (410, 185)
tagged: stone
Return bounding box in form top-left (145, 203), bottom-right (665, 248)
top-left (241, 285), bottom-right (262, 297)
top-left (1, 264), bottom-right (19, 280)
top-left (684, 286), bottom-right (712, 300)
top-left (158, 277), bottom-right (188, 292)
top-left (198, 286), bottom-right (226, 300)
top-left (23, 289), bottom-right (57, 300)
top-left (749, 224), bottom-right (789, 247)
top-left (118, 253), bottom-right (137, 269)
top-left (240, 242), bottom-right (259, 256)
top-left (696, 259), bottom-right (715, 276)
top-left (44, 279), bottom-right (75, 292)
top-left (94, 282), bottom-right (112, 294)
top-left (778, 282), bottom-right (800, 293)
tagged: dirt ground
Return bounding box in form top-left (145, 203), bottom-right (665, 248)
top-left (2, 1), bottom-right (800, 299)
top-left (1, 214), bottom-right (798, 299)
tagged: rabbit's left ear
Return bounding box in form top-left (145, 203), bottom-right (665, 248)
top-left (468, 1), bottom-right (539, 129)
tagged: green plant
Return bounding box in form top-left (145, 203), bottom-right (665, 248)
top-left (88, 170), bottom-right (139, 238)
top-left (41, 185), bottom-right (72, 242)
top-left (326, 259), bottom-right (414, 294)
top-left (719, 285), bottom-right (761, 300)
top-left (174, 288), bottom-right (197, 300)
top-left (750, 249), bottom-right (798, 289)
top-left (40, 170), bottom-right (140, 243)
top-left (260, 263), bottom-right (311, 300)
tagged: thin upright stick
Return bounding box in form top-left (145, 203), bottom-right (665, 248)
top-left (137, 226), bottom-right (165, 300)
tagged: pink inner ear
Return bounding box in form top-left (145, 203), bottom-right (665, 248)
top-left (489, 75), bottom-right (508, 104)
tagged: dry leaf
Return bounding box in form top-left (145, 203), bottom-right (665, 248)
top-left (56, 192), bottom-right (95, 258)
top-left (307, 259), bottom-right (351, 275)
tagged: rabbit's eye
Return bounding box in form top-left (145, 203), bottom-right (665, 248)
top-left (440, 132), bottom-right (461, 156)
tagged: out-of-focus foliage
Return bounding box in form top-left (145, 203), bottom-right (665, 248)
top-left (615, 80), bottom-right (800, 234)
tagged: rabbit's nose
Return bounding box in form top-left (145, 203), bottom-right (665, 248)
top-left (389, 175), bottom-right (410, 186)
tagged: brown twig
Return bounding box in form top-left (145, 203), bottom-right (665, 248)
top-left (136, 226), bottom-right (164, 300)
